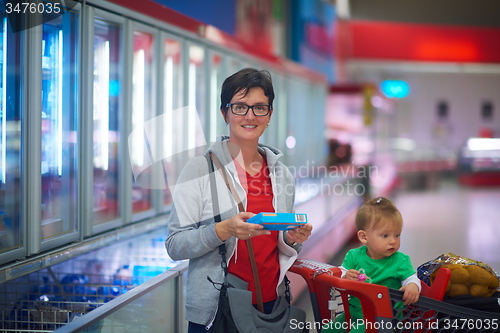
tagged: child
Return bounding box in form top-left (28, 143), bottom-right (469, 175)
top-left (324, 196), bottom-right (421, 332)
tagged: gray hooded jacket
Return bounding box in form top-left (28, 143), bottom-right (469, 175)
top-left (165, 136), bottom-right (301, 327)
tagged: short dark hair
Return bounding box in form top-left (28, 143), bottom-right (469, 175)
top-left (220, 68), bottom-right (275, 118)
top-left (355, 197), bottom-right (403, 231)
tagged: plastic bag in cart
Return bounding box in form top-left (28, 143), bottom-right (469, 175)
top-left (417, 252), bottom-right (500, 313)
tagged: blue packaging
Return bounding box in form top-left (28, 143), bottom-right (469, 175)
top-left (247, 213), bottom-right (308, 231)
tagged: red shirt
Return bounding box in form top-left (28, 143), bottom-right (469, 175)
top-left (228, 158), bottom-right (280, 304)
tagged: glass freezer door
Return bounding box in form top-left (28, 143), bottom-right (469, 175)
top-left (93, 19), bottom-right (121, 226)
top-left (130, 30), bottom-right (154, 216)
top-left (161, 37), bottom-right (182, 209)
top-left (0, 14), bottom-right (23, 256)
top-left (41, 11), bottom-right (79, 240)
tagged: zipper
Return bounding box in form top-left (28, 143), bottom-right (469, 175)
top-left (225, 163), bottom-right (247, 212)
top-left (269, 168), bottom-right (278, 211)
top-left (206, 310), bottom-right (216, 330)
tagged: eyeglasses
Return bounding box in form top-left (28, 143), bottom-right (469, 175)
top-left (226, 103), bottom-right (272, 117)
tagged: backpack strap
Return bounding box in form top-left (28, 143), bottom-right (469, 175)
top-left (205, 153), bottom-right (228, 277)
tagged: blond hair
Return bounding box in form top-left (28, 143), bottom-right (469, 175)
top-left (355, 197), bottom-right (403, 232)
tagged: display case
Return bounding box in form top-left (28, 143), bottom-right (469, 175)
top-left (0, 226), bottom-right (187, 332)
top-left (457, 137), bottom-right (500, 186)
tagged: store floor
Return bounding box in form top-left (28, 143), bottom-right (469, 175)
top-left (292, 175), bottom-right (500, 332)
top-left (395, 177), bottom-right (500, 273)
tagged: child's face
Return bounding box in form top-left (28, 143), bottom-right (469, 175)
top-left (358, 219), bottom-right (402, 260)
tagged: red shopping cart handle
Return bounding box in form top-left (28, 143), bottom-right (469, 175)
top-left (314, 271), bottom-right (394, 320)
top-left (290, 259), bottom-right (393, 322)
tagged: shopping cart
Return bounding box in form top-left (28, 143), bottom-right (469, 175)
top-left (289, 258), bottom-right (500, 333)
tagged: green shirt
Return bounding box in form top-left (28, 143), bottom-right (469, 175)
top-left (342, 246), bottom-right (416, 318)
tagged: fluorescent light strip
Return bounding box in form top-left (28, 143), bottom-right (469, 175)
top-left (165, 55), bottom-right (173, 163)
top-left (210, 66), bottom-right (217, 143)
top-left (1, 18), bottom-right (7, 183)
top-left (102, 41), bottom-right (110, 170)
top-left (57, 29), bottom-right (63, 176)
top-left (132, 49), bottom-right (145, 167)
top-left (467, 138), bottom-right (500, 151)
top-left (188, 62), bottom-right (196, 158)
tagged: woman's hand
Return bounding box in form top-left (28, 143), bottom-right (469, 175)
top-left (285, 223), bottom-right (312, 245)
top-left (215, 212), bottom-right (270, 241)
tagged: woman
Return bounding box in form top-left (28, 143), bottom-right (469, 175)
top-left (165, 68), bottom-right (312, 332)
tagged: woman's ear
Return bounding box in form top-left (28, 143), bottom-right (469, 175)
top-left (220, 109), bottom-right (228, 124)
top-left (357, 230), bottom-right (368, 244)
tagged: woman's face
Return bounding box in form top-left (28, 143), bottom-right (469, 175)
top-left (223, 87), bottom-right (273, 146)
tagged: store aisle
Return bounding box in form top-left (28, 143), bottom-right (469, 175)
top-left (395, 177), bottom-right (500, 273)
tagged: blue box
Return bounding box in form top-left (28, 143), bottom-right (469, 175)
top-left (247, 213), bottom-right (308, 231)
